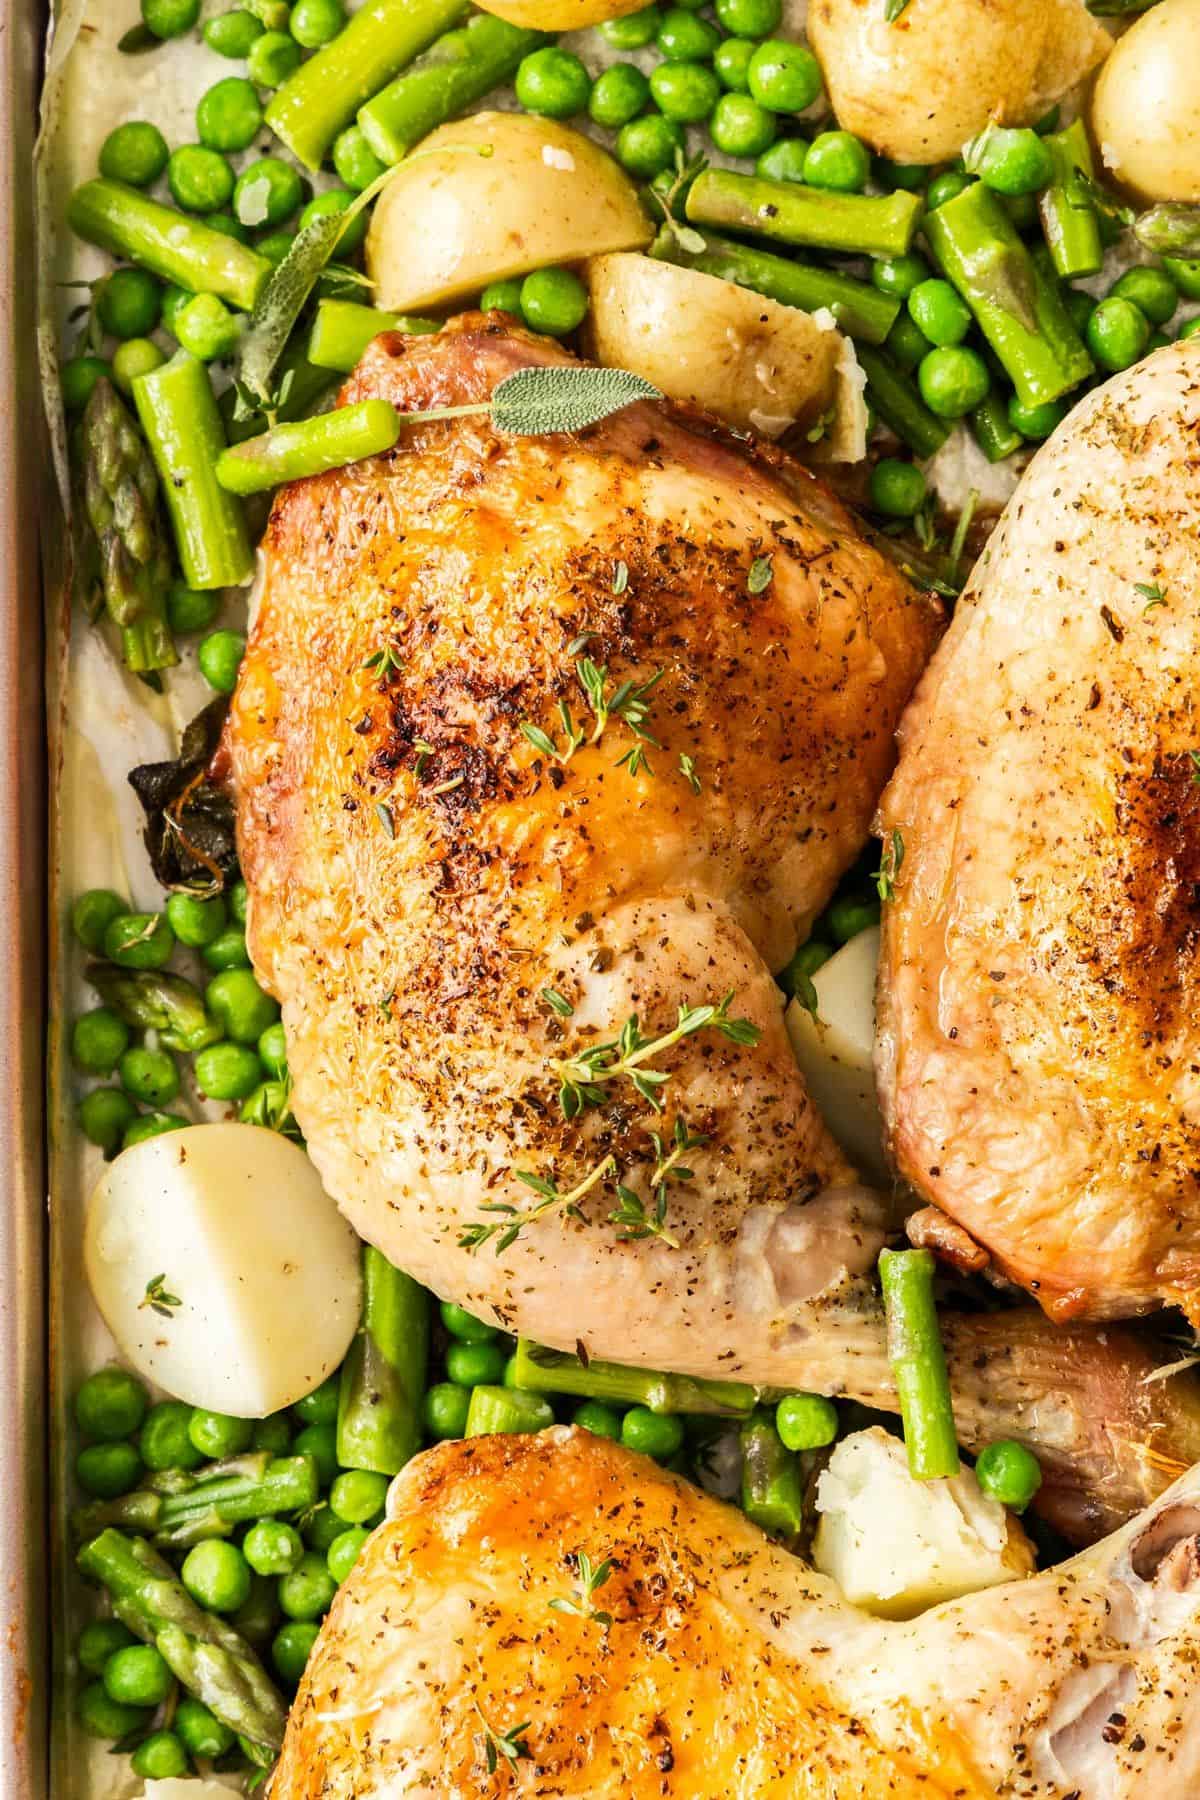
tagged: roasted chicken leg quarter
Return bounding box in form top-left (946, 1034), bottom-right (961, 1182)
top-left (271, 1427), bottom-right (1200, 1798)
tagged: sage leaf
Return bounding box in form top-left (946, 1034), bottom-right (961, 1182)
top-left (490, 366), bottom-right (662, 436)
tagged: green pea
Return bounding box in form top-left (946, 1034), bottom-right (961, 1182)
top-left (290, 0), bottom-right (345, 44)
top-left (327, 1526), bottom-right (370, 1584)
top-left (332, 125), bottom-right (387, 193)
top-left (206, 968), bottom-right (279, 1042)
top-left (917, 344), bottom-right (990, 418)
top-left (924, 169), bottom-right (970, 211)
top-left (165, 890), bottom-right (227, 948)
top-left (871, 253), bottom-right (930, 299)
top-left (754, 136), bottom-right (809, 182)
top-left (598, 3), bottom-right (661, 47)
top-left (715, 0), bottom-right (780, 33)
top-left (167, 144), bottom-right (235, 214)
top-left (233, 156), bottom-right (304, 232)
top-left (244, 1518), bottom-right (305, 1576)
top-left (111, 337), bottom-right (165, 395)
top-left (76, 1441), bottom-right (144, 1499)
top-left (588, 63), bottom-right (650, 130)
top-left (974, 1439), bottom-right (1042, 1510)
top-left (1085, 295), bottom-right (1150, 373)
top-left (620, 1406), bottom-right (684, 1460)
top-left (482, 277), bottom-right (523, 314)
top-left (885, 310), bottom-right (933, 372)
top-left (1000, 189), bottom-right (1038, 233)
top-left (520, 267), bottom-right (589, 337)
top-left (257, 1020), bottom-right (289, 1078)
top-left (875, 156), bottom-right (927, 190)
top-left (60, 356), bottom-right (111, 415)
top-left (775, 1391), bottom-right (838, 1450)
top-left (104, 1643), bottom-right (173, 1708)
top-left (229, 879), bottom-right (248, 924)
top-left (118, 1045), bottom-right (180, 1107)
top-left (515, 45), bottom-right (591, 118)
top-left (204, 209), bottom-right (254, 242)
top-left (303, 1502), bottom-right (347, 1552)
top-left (204, 7), bottom-right (266, 55)
top-left (175, 1696), bottom-right (235, 1759)
top-left (423, 1381), bottom-right (471, 1439)
top-left (439, 1300), bottom-right (497, 1342)
top-left (828, 891), bottom-right (882, 940)
top-left (1146, 329), bottom-right (1172, 353)
top-left (167, 583), bottom-right (222, 640)
top-left (656, 6), bottom-right (719, 59)
top-left (72, 888), bottom-right (127, 952)
top-left (182, 1539), bottom-right (253, 1613)
top-left (272, 1618), bottom-right (319, 1685)
top-left (803, 130), bottom-right (869, 193)
top-left (867, 457), bottom-right (926, 518)
top-left (195, 1040), bottom-right (265, 1100)
top-left (122, 1111), bottom-right (189, 1149)
top-left (278, 1549), bottom-right (337, 1620)
top-left (329, 1468), bottom-right (389, 1524)
top-left (293, 1376), bottom-right (339, 1427)
top-left (445, 1339), bottom-right (506, 1387)
top-left (71, 1008), bottom-right (130, 1077)
top-left (99, 120), bottom-right (170, 187)
top-left (130, 1731), bottom-right (190, 1780)
top-left (197, 76), bottom-right (263, 153)
top-left (573, 1399), bottom-right (622, 1440)
top-left (160, 283), bottom-right (194, 336)
top-left (1007, 393), bottom-right (1068, 441)
top-left (649, 60), bottom-right (721, 124)
top-left (247, 27), bottom-right (303, 85)
top-left (77, 1618), bottom-right (136, 1676)
top-left (141, 0), bottom-right (200, 38)
top-left (175, 292), bottom-right (241, 362)
top-left (746, 39), bottom-right (821, 113)
top-left (299, 187), bottom-right (366, 254)
top-left (616, 114), bottom-right (684, 179)
top-left (1165, 256), bottom-right (1200, 300)
top-left (198, 627), bottom-right (246, 694)
top-left (189, 1408), bottom-right (254, 1459)
top-left (711, 92), bottom-right (777, 159)
top-left (253, 1411), bottom-right (292, 1454)
top-left (292, 1421), bottom-right (338, 1485)
top-left (907, 277), bottom-right (971, 347)
top-left (202, 924), bottom-right (251, 971)
top-left (231, 1571), bottom-right (282, 1644)
top-left (1180, 314), bottom-right (1200, 340)
top-left (77, 1679), bottom-right (151, 1741)
top-left (969, 125), bottom-right (1052, 197)
top-left (1110, 265), bottom-right (1178, 327)
top-left (139, 1399), bottom-right (203, 1472)
top-left (103, 910), bottom-right (175, 970)
top-left (714, 36), bottom-right (757, 92)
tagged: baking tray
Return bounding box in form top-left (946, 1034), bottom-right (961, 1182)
top-left (3, 0), bottom-right (50, 1790)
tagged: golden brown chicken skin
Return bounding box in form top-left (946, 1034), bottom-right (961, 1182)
top-left (271, 1428), bottom-right (1200, 1799)
top-left (228, 315), bottom-right (940, 1379)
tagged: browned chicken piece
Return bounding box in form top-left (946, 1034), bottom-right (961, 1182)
top-left (878, 338), bottom-right (1200, 1325)
top-left (271, 1427), bottom-right (1200, 1800)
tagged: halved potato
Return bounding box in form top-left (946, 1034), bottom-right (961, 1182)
top-left (366, 113), bottom-right (652, 313)
top-left (785, 927), bottom-right (887, 1181)
top-left (476, 0), bottom-right (647, 26)
top-left (586, 252), bottom-right (866, 459)
top-left (1092, 0), bottom-right (1200, 201)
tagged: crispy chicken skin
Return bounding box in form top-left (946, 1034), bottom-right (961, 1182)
top-left (228, 315), bottom-right (939, 1368)
top-left (878, 339), bottom-right (1200, 1324)
top-left (270, 1427), bottom-right (1200, 1799)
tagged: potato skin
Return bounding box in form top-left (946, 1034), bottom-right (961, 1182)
top-left (1093, 0), bottom-right (1200, 201)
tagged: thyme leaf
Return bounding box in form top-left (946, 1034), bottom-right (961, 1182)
top-left (875, 827), bottom-right (905, 902)
top-left (477, 1709), bottom-right (533, 1776)
top-left (548, 1550), bottom-right (615, 1628)
top-left (553, 992), bottom-right (761, 1120)
top-left (139, 1273), bottom-right (181, 1318)
top-left (458, 1155), bottom-right (617, 1255)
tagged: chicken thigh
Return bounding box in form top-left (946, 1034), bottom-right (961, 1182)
top-left (271, 1427), bottom-right (1200, 1799)
top-left (878, 338), bottom-right (1200, 1324)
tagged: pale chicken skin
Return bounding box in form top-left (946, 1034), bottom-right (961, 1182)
top-left (270, 1427), bottom-right (1200, 1799)
top-left (878, 338), bottom-right (1200, 1324)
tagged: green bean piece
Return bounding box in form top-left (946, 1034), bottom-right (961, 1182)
top-left (512, 1339), bottom-right (763, 1416)
top-left (878, 1247), bottom-right (960, 1481)
top-left (1038, 119), bottom-right (1102, 281)
top-left (650, 225), bottom-right (899, 345)
top-left (264, 0), bottom-right (471, 170)
top-left (855, 345), bottom-right (950, 460)
top-left (67, 181), bottom-right (271, 314)
top-left (922, 183), bottom-right (1093, 408)
top-left (335, 1246), bottom-right (430, 1474)
top-left (215, 399), bottom-right (401, 494)
top-left (740, 1411), bottom-right (805, 1537)
top-left (308, 299), bottom-right (439, 371)
top-left (133, 351), bottom-right (254, 589)
top-left (358, 14), bottom-right (546, 165)
top-left (969, 387), bottom-right (1024, 463)
top-left (685, 167), bottom-right (921, 260)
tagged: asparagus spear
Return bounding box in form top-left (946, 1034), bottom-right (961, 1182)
top-left (265, 0), bottom-right (471, 170)
top-left (740, 1411), bottom-right (805, 1537)
top-left (308, 299), bottom-right (439, 372)
top-left (650, 225), bottom-right (899, 345)
top-left (357, 14), bottom-right (546, 164)
top-left (855, 345), bottom-right (950, 460)
top-left (1134, 203), bottom-right (1200, 258)
top-left (465, 1384), bottom-right (555, 1435)
top-left (1039, 119), bottom-right (1102, 281)
top-left (216, 399), bottom-right (401, 495)
top-left (78, 378), bottom-right (178, 679)
top-left (686, 168), bottom-right (922, 260)
top-left (133, 351), bottom-right (255, 590)
top-left (68, 181), bottom-right (271, 314)
top-left (77, 1530), bottom-right (288, 1752)
top-left (87, 963), bottom-right (218, 1053)
top-left (513, 1339), bottom-right (763, 1416)
top-left (73, 1453), bottom-right (319, 1549)
top-left (922, 182), bottom-right (1093, 408)
top-left (970, 387), bottom-right (1023, 464)
top-left (879, 1248), bottom-right (959, 1481)
top-left (335, 1246), bottom-right (430, 1475)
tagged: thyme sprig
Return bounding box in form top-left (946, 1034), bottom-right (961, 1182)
top-left (520, 659), bottom-right (665, 767)
top-left (549, 1550), bottom-right (615, 1629)
top-left (553, 992), bottom-right (761, 1120)
top-left (875, 828), bottom-right (905, 902)
top-left (608, 1116), bottom-right (708, 1247)
top-left (139, 1274), bottom-right (181, 1318)
top-left (476, 1708), bottom-right (533, 1776)
top-left (458, 1154), bottom-right (617, 1255)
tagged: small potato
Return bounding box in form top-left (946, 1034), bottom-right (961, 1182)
top-left (785, 927), bottom-right (887, 1182)
top-left (1093, 0), bottom-right (1200, 201)
top-left (476, 0), bottom-right (646, 26)
top-left (809, 0), bottom-right (1109, 165)
top-left (586, 252), bottom-right (866, 457)
top-left (366, 113), bottom-right (651, 313)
